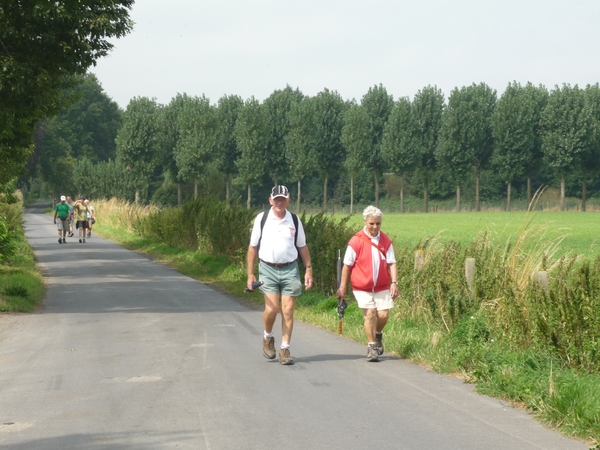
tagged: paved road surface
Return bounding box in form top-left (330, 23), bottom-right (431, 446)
top-left (0, 203), bottom-right (588, 449)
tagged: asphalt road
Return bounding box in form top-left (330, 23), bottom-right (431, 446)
top-left (0, 203), bottom-right (589, 449)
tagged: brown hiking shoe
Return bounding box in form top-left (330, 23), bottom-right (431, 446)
top-left (367, 344), bottom-right (379, 362)
top-left (279, 348), bottom-right (294, 365)
top-left (263, 336), bottom-right (276, 359)
top-left (375, 332), bottom-right (384, 355)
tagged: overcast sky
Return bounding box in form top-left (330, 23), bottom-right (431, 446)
top-left (90, 0), bottom-right (600, 109)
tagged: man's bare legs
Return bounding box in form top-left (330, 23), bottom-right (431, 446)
top-left (263, 293), bottom-right (296, 345)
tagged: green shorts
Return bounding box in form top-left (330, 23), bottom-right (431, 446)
top-left (258, 261), bottom-right (303, 297)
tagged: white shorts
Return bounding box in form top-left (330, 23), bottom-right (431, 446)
top-left (353, 289), bottom-right (394, 310)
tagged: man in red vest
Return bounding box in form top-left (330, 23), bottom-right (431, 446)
top-left (337, 205), bottom-right (398, 362)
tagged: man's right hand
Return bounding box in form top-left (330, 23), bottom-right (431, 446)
top-left (247, 275), bottom-right (257, 291)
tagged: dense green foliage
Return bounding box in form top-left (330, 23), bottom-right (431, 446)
top-left (0, 0), bottom-right (133, 185)
top-left (134, 197), bottom-right (255, 262)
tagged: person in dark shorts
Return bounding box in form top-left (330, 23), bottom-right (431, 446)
top-left (53, 195), bottom-right (71, 244)
top-left (247, 185), bottom-right (313, 365)
top-left (72, 195), bottom-right (91, 243)
top-left (66, 196), bottom-right (74, 237)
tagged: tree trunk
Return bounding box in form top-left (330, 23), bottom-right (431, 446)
top-left (350, 176), bottom-right (354, 214)
top-left (475, 169), bottom-right (481, 212)
top-left (194, 177), bottom-right (198, 199)
top-left (506, 181), bottom-right (512, 211)
top-left (247, 184), bottom-right (252, 209)
top-left (225, 174), bottom-right (231, 206)
top-left (400, 174), bottom-right (405, 214)
top-left (323, 174), bottom-right (328, 212)
top-left (560, 175), bottom-right (566, 211)
top-left (527, 176), bottom-right (532, 205)
top-left (135, 189), bottom-right (140, 204)
top-left (456, 184), bottom-right (461, 212)
top-left (582, 169), bottom-right (587, 212)
top-left (177, 183), bottom-right (182, 207)
top-left (423, 178), bottom-right (429, 213)
top-left (297, 179), bottom-right (302, 214)
top-left (374, 169), bottom-right (380, 208)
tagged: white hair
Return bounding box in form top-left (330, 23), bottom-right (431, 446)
top-left (362, 205), bottom-right (382, 221)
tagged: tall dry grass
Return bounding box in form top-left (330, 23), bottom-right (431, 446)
top-left (92, 198), bottom-right (157, 233)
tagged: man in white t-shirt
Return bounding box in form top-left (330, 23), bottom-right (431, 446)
top-left (247, 185), bottom-right (313, 365)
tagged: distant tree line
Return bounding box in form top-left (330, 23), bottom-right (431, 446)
top-left (21, 75), bottom-right (600, 212)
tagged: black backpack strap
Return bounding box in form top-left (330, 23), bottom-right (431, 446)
top-left (257, 211), bottom-right (268, 250)
top-left (291, 213), bottom-right (299, 249)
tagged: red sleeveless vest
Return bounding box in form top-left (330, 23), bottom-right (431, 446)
top-left (348, 230), bottom-right (392, 292)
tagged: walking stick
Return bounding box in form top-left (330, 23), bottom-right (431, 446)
top-left (336, 249), bottom-right (348, 334)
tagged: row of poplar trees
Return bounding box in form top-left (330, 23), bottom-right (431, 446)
top-left (114, 81), bottom-right (600, 212)
top-left (31, 76), bottom-right (600, 212)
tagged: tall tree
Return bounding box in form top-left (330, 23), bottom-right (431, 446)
top-left (234, 97), bottom-right (269, 208)
top-left (521, 84), bottom-right (548, 204)
top-left (263, 86), bottom-right (304, 185)
top-left (361, 85), bottom-right (394, 207)
top-left (116, 97), bottom-right (162, 204)
top-left (541, 84), bottom-right (594, 210)
top-left (312, 89), bottom-right (347, 211)
top-left (492, 82), bottom-right (538, 210)
top-left (160, 94), bottom-right (188, 206)
top-left (33, 74), bottom-right (122, 199)
top-left (35, 119), bottom-right (75, 200)
top-left (437, 83), bottom-right (496, 212)
top-left (381, 97), bottom-right (419, 213)
top-left (341, 103), bottom-right (371, 213)
top-left (216, 94), bottom-right (244, 205)
top-left (582, 83), bottom-right (600, 211)
top-left (0, 0), bottom-right (133, 185)
top-left (285, 97), bottom-right (317, 212)
top-left (413, 86), bottom-right (445, 212)
top-left (174, 95), bottom-right (217, 198)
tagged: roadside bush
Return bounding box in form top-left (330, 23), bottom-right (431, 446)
top-left (301, 212), bottom-right (355, 296)
top-left (135, 197), bottom-right (255, 263)
top-left (0, 215), bottom-right (17, 262)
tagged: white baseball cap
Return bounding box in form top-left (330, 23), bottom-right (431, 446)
top-left (60, 195), bottom-right (66, 201)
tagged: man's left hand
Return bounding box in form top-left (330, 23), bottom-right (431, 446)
top-left (304, 271), bottom-right (313, 290)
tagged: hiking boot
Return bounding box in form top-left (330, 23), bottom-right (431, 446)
top-left (69, 232), bottom-right (74, 237)
top-left (62, 239), bottom-right (66, 244)
top-left (262, 336), bottom-right (276, 359)
top-left (79, 238), bottom-right (82, 243)
top-left (375, 332), bottom-right (384, 355)
top-left (87, 232), bottom-right (91, 238)
top-left (83, 238), bottom-right (86, 243)
top-left (279, 348), bottom-right (294, 365)
top-left (58, 238), bottom-right (62, 244)
top-left (367, 344), bottom-right (379, 362)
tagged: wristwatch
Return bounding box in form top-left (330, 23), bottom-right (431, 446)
top-left (391, 281), bottom-right (398, 285)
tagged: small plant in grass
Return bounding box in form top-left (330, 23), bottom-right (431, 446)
top-left (3, 281), bottom-right (28, 297)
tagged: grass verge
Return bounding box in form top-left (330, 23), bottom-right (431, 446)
top-left (0, 234), bottom-right (45, 312)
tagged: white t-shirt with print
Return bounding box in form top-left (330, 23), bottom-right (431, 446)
top-left (250, 209), bottom-right (306, 264)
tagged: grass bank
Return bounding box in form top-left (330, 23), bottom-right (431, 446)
top-left (0, 198), bottom-right (45, 312)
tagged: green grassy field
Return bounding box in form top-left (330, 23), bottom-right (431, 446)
top-left (342, 211), bottom-right (600, 259)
